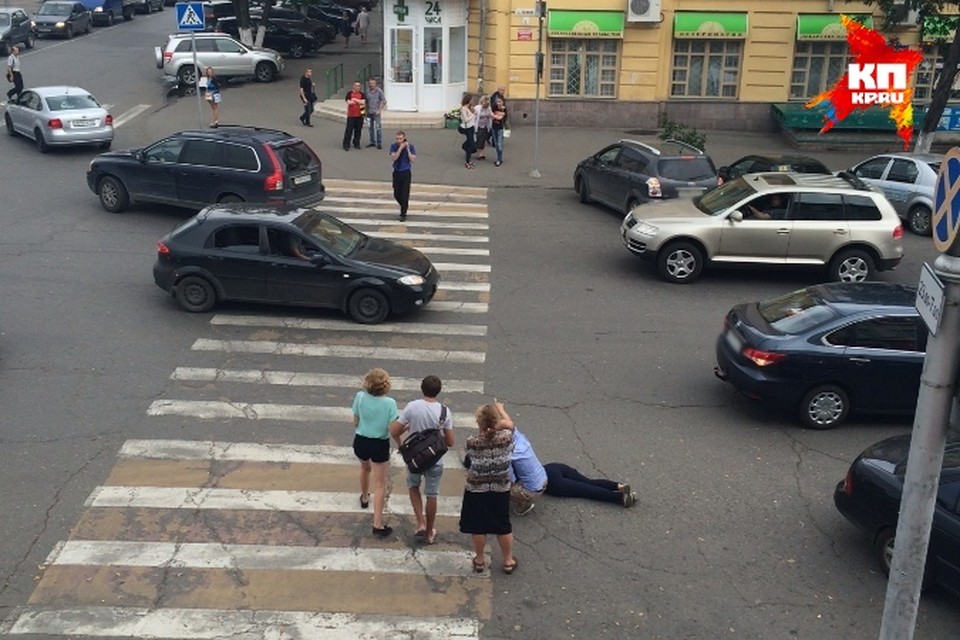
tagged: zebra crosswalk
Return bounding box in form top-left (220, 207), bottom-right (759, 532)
top-left (1, 180), bottom-right (493, 638)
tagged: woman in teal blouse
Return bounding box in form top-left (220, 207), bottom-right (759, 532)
top-left (352, 368), bottom-right (399, 537)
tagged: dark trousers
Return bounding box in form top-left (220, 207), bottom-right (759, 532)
top-left (300, 99), bottom-right (315, 125)
top-left (543, 463), bottom-right (622, 504)
top-left (393, 170), bottom-right (411, 215)
top-left (7, 71), bottom-right (23, 100)
top-left (461, 127), bottom-right (476, 163)
top-left (343, 116), bottom-right (363, 149)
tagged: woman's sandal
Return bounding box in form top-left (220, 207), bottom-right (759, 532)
top-left (472, 557), bottom-right (485, 573)
top-left (359, 494), bottom-right (369, 509)
top-left (502, 557), bottom-right (519, 575)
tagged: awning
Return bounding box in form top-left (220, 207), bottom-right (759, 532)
top-left (673, 12), bottom-right (748, 39)
top-left (547, 10), bottom-right (624, 39)
top-left (796, 14), bottom-right (875, 40)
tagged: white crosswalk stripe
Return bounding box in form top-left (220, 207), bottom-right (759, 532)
top-left (3, 180), bottom-right (493, 639)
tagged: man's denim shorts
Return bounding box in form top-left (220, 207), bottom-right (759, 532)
top-left (406, 464), bottom-right (444, 497)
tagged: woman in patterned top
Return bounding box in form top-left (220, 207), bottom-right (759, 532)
top-left (458, 400), bottom-right (518, 574)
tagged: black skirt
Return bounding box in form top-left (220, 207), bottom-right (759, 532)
top-left (458, 489), bottom-right (511, 535)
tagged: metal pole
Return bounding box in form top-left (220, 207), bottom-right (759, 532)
top-left (878, 250), bottom-right (960, 639)
top-left (192, 31), bottom-right (202, 129)
top-left (529, 3), bottom-right (544, 179)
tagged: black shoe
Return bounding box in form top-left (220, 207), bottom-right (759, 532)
top-left (343, 146), bottom-right (349, 151)
top-left (399, 214), bottom-right (406, 221)
top-left (305, 123), bottom-right (313, 127)
top-left (366, 143), bottom-right (376, 147)
top-left (353, 145), bottom-right (361, 150)
top-left (372, 525), bottom-right (393, 538)
top-left (377, 145), bottom-right (382, 149)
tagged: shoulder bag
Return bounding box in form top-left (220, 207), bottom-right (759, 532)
top-left (399, 405), bottom-right (448, 473)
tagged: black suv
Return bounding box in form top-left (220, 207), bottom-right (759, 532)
top-left (574, 139), bottom-right (719, 214)
top-left (213, 16), bottom-right (321, 57)
top-left (87, 126), bottom-right (324, 213)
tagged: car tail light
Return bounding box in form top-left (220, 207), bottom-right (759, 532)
top-left (743, 347), bottom-right (787, 367)
top-left (646, 177), bottom-right (662, 198)
top-left (105, 114), bottom-right (113, 126)
top-left (157, 241), bottom-right (170, 256)
top-left (893, 224), bottom-right (903, 240)
top-left (842, 468), bottom-right (854, 495)
top-left (47, 118), bottom-right (63, 129)
top-left (262, 145), bottom-right (284, 192)
top-left (163, 51), bottom-right (173, 62)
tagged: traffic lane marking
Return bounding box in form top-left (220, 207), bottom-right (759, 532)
top-left (112, 103), bottom-right (151, 128)
top-left (170, 367), bottom-right (486, 393)
top-left (208, 314), bottom-right (488, 335)
top-left (189, 338), bottom-right (487, 363)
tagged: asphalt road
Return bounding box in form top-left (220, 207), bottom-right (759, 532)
top-left (0, 9), bottom-right (957, 640)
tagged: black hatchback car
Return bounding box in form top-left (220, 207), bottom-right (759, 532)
top-left (153, 204), bottom-right (439, 323)
top-left (574, 139), bottom-right (719, 214)
top-left (213, 17), bottom-right (321, 57)
top-left (717, 154), bottom-right (831, 183)
top-left (714, 282), bottom-right (925, 429)
top-left (87, 126), bottom-right (324, 213)
top-left (834, 434), bottom-right (960, 596)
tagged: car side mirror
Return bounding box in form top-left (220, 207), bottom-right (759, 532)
top-left (718, 166), bottom-right (729, 178)
top-left (729, 210), bottom-right (744, 223)
top-left (309, 254), bottom-right (330, 266)
top-left (136, 150), bottom-right (146, 162)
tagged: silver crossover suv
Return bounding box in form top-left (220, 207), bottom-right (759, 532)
top-left (848, 152), bottom-right (941, 236)
top-left (155, 32), bottom-right (284, 85)
top-left (620, 172), bottom-right (904, 284)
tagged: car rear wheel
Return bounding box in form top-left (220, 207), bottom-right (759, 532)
top-left (908, 205), bottom-right (932, 236)
top-left (799, 384), bottom-right (849, 429)
top-left (657, 241), bottom-right (704, 284)
top-left (289, 43), bottom-right (305, 58)
top-left (178, 65), bottom-right (197, 86)
top-left (99, 140), bottom-right (112, 150)
top-left (873, 528), bottom-right (933, 589)
top-left (97, 175), bottom-right (129, 213)
top-left (829, 248), bottom-right (875, 283)
top-left (255, 61), bottom-right (276, 82)
top-left (34, 128), bottom-right (49, 153)
top-left (4, 113), bottom-right (14, 137)
top-left (217, 194), bottom-right (244, 204)
top-left (577, 176), bottom-right (590, 203)
top-left (176, 276), bottom-right (217, 313)
top-left (348, 288), bottom-right (389, 324)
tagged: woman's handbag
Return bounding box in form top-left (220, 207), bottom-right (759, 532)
top-left (399, 405), bottom-right (448, 473)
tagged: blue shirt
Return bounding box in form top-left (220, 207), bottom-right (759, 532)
top-left (352, 390), bottom-right (398, 440)
top-left (389, 142), bottom-right (415, 173)
top-left (510, 428), bottom-right (547, 491)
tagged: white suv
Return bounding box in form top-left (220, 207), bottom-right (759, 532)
top-left (155, 32), bottom-right (284, 85)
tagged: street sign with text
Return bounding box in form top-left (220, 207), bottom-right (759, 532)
top-left (916, 262), bottom-right (945, 336)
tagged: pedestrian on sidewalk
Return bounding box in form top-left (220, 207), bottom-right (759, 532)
top-left (365, 78), bottom-right (386, 149)
top-left (6, 46), bottom-right (23, 102)
top-left (389, 130), bottom-right (416, 222)
top-left (390, 375), bottom-right (454, 545)
top-left (352, 368), bottom-right (399, 538)
top-left (298, 68), bottom-right (316, 127)
top-left (459, 400), bottom-right (518, 575)
top-left (491, 94), bottom-right (506, 167)
top-left (474, 96), bottom-right (493, 161)
top-left (202, 67), bottom-right (221, 128)
top-left (343, 81), bottom-right (365, 150)
top-left (356, 7), bottom-right (371, 45)
top-left (340, 10), bottom-right (353, 47)
top-left (458, 93), bottom-right (477, 169)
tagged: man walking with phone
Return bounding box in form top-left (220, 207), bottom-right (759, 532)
top-left (389, 130), bottom-right (416, 221)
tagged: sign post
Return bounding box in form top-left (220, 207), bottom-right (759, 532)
top-left (528, 0), bottom-right (545, 179)
top-left (175, 2), bottom-right (206, 129)
top-left (879, 147), bottom-right (960, 639)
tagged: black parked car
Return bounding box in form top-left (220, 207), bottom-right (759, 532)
top-left (86, 126), bottom-right (325, 213)
top-left (714, 282), bottom-right (925, 429)
top-left (32, 1), bottom-right (92, 38)
top-left (834, 434), bottom-right (960, 596)
top-left (717, 154), bottom-right (831, 183)
top-left (574, 139), bottom-right (719, 214)
top-left (153, 204), bottom-right (439, 323)
top-left (250, 6), bottom-right (336, 44)
top-left (214, 16), bottom-right (320, 57)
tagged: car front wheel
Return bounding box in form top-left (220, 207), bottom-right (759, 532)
top-left (348, 288), bottom-right (389, 324)
top-left (577, 175), bottom-right (590, 203)
top-left (908, 205), bottom-right (932, 236)
top-left (657, 241), bottom-right (704, 284)
top-left (65, 24), bottom-right (74, 38)
top-left (24, 33), bottom-right (34, 48)
top-left (289, 43), bottom-right (305, 58)
top-left (829, 248), bottom-right (875, 283)
top-left (4, 113), bottom-right (14, 137)
top-left (176, 276), bottom-right (217, 313)
top-left (97, 175), bottom-right (129, 213)
top-left (799, 384), bottom-right (849, 429)
top-left (254, 61), bottom-right (277, 82)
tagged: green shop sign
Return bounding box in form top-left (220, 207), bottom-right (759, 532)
top-left (673, 12), bottom-right (748, 39)
top-left (547, 10), bottom-right (624, 39)
top-left (923, 15), bottom-right (959, 40)
top-left (796, 14), bottom-right (874, 40)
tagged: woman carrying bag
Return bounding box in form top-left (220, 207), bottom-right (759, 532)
top-left (458, 93), bottom-right (477, 169)
top-left (203, 67), bottom-right (221, 128)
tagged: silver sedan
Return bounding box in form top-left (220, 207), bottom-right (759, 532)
top-left (3, 85), bottom-right (113, 152)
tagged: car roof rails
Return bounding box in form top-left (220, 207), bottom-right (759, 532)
top-left (619, 139), bottom-right (661, 155)
top-left (660, 138), bottom-right (705, 155)
top-left (836, 170), bottom-right (869, 190)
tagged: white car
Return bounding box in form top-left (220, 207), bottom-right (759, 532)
top-left (4, 85), bottom-right (113, 152)
top-left (155, 32), bottom-right (284, 85)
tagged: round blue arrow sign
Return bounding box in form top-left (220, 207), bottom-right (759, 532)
top-left (933, 148), bottom-right (960, 253)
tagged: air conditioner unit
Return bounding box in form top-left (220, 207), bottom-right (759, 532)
top-left (889, 3), bottom-right (920, 27)
top-left (627, 0), bottom-right (661, 23)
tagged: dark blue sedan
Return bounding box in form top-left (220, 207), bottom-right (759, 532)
top-left (714, 282), bottom-right (925, 429)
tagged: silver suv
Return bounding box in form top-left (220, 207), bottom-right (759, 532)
top-left (620, 172), bottom-right (904, 284)
top-left (155, 32), bottom-right (284, 85)
top-left (848, 152), bottom-right (941, 236)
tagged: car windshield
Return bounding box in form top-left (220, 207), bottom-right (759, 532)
top-left (46, 94), bottom-right (100, 111)
top-left (694, 178), bottom-right (757, 215)
top-left (295, 212), bottom-right (363, 256)
top-left (757, 288), bottom-right (840, 335)
top-left (37, 3), bottom-right (72, 14)
top-left (656, 157), bottom-right (715, 182)
top-left (0, 15), bottom-right (10, 26)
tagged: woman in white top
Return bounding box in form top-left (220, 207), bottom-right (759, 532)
top-left (459, 93), bottom-right (477, 169)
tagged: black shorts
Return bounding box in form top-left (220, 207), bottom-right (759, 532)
top-left (353, 434), bottom-right (390, 463)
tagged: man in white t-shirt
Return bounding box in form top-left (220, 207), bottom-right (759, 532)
top-left (390, 375), bottom-right (454, 544)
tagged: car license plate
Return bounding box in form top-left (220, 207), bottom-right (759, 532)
top-left (293, 174), bottom-right (312, 185)
top-left (72, 119), bottom-right (97, 128)
top-left (724, 329), bottom-right (742, 354)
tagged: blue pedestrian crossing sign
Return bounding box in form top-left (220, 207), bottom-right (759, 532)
top-left (933, 147), bottom-right (960, 253)
top-left (175, 2), bottom-right (205, 31)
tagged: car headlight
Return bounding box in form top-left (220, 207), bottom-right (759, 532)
top-left (93, 6), bottom-right (103, 11)
top-left (633, 221), bottom-right (659, 237)
top-left (55, 21), bottom-right (66, 27)
top-left (398, 275), bottom-right (424, 286)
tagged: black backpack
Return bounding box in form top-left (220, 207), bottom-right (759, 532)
top-left (399, 405), bottom-right (448, 473)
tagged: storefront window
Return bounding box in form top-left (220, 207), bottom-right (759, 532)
top-left (914, 43), bottom-right (960, 103)
top-left (548, 39), bottom-right (618, 98)
top-left (390, 28), bottom-right (413, 84)
top-left (449, 26), bottom-right (466, 83)
top-left (423, 27), bottom-right (442, 85)
top-left (670, 40), bottom-right (740, 98)
top-left (790, 42), bottom-right (848, 100)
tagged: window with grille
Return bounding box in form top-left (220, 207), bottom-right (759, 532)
top-left (790, 42), bottom-right (849, 100)
top-left (548, 39), bottom-right (619, 98)
top-left (670, 40), bottom-right (741, 98)
top-left (914, 44), bottom-right (960, 104)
